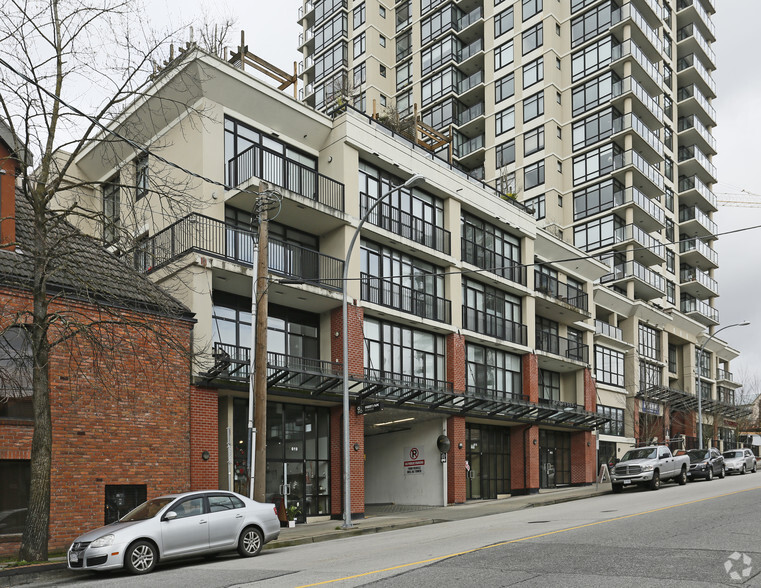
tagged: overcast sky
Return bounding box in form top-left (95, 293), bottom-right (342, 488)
top-left (159, 0), bottom-right (761, 388)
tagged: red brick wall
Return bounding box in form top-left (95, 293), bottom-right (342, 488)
top-left (190, 386), bottom-right (219, 490)
top-left (0, 286), bottom-right (193, 555)
top-left (0, 139), bottom-right (16, 250)
top-left (522, 354), bottom-right (539, 403)
top-left (446, 416), bottom-right (466, 504)
top-left (329, 406), bottom-right (365, 518)
top-left (331, 304), bottom-right (364, 377)
top-left (570, 431), bottom-right (594, 485)
top-left (511, 425), bottom-right (539, 494)
top-left (583, 369), bottom-right (596, 411)
top-left (446, 333), bottom-right (466, 394)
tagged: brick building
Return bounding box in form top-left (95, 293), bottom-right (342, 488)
top-left (0, 119), bottom-right (209, 556)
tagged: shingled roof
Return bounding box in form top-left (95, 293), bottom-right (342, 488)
top-left (0, 188), bottom-right (193, 321)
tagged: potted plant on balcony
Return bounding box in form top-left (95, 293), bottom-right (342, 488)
top-left (285, 504), bottom-right (301, 528)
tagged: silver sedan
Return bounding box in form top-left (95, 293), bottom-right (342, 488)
top-left (67, 490), bottom-right (280, 574)
top-left (722, 449), bottom-right (758, 475)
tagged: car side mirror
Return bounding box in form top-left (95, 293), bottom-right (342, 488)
top-left (163, 510), bottom-right (178, 522)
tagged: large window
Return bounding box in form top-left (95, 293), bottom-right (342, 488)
top-left (522, 57), bottom-right (544, 89)
top-left (522, 23), bottom-right (543, 55)
top-left (421, 4), bottom-right (458, 44)
top-left (315, 43), bottom-right (348, 79)
top-left (462, 278), bottom-right (523, 342)
top-left (466, 343), bottom-right (522, 399)
top-left (422, 67), bottom-right (457, 106)
top-left (495, 6), bottom-right (514, 37)
top-left (496, 139), bottom-right (516, 167)
top-left (571, 36), bottom-right (613, 82)
top-left (597, 405), bottom-right (625, 436)
top-left (495, 72), bottom-right (515, 103)
top-left (573, 178), bottom-right (624, 221)
top-left (0, 327), bottom-right (33, 420)
top-left (495, 40), bottom-right (515, 70)
top-left (572, 108), bottom-right (616, 150)
top-left (353, 33), bottom-right (366, 58)
top-left (0, 461), bottom-right (30, 535)
top-left (364, 318), bottom-right (445, 382)
top-left (523, 0), bottom-right (543, 21)
top-left (524, 160), bottom-right (545, 190)
top-left (103, 174), bottom-right (120, 245)
top-left (638, 324), bottom-right (661, 360)
top-left (135, 155), bottom-right (148, 201)
top-left (421, 35), bottom-right (456, 74)
top-left (316, 13), bottom-right (348, 50)
top-left (496, 105), bottom-right (515, 135)
top-left (538, 369), bottom-right (560, 401)
top-left (595, 345), bottom-right (625, 387)
top-left (353, 2), bottom-right (365, 28)
top-left (524, 126), bottom-right (545, 156)
top-left (461, 212), bottom-right (523, 283)
top-left (574, 214), bottom-right (623, 251)
top-left (572, 72), bottom-right (615, 117)
top-left (572, 143), bottom-right (618, 186)
top-left (571, 2), bottom-right (613, 47)
top-left (523, 90), bottom-right (544, 122)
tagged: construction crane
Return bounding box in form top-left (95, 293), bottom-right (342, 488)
top-left (717, 188), bottom-right (761, 208)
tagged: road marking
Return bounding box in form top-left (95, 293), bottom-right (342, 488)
top-left (295, 486), bottom-right (761, 587)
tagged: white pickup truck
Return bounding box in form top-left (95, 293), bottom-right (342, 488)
top-left (611, 445), bottom-right (689, 492)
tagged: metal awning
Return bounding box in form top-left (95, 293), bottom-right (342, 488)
top-left (638, 386), bottom-right (751, 420)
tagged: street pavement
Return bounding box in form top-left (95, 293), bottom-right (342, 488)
top-left (0, 482), bottom-right (611, 586)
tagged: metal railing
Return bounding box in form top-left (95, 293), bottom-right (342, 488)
top-left (458, 6), bottom-right (482, 30)
top-left (677, 23), bottom-right (716, 65)
top-left (534, 271), bottom-right (588, 311)
top-left (677, 0), bottom-right (716, 40)
top-left (628, 187), bottom-right (666, 225)
top-left (137, 214), bottom-right (344, 291)
top-left (613, 3), bottom-right (662, 54)
top-left (458, 70), bottom-right (484, 93)
top-left (717, 369), bottom-right (735, 383)
top-left (614, 224), bottom-right (664, 257)
top-left (613, 150), bottom-right (664, 190)
top-left (677, 84), bottom-right (716, 121)
top-left (677, 54), bottom-right (717, 96)
top-left (459, 38), bottom-right (483, 62)
top-left (457, 102), bottom-right (484, 126)
top-left (601, 260), bottom-right (665, 292)
top-left (595, 320), bottom-right (623, 341)
top-left (613, 112), bottom-right (664, 156)
top-left (613, 76), bottom-right (663, 121)
top-left (678, 175), bottom-right (717, 209)
top-left (461, 237), bottom-right (527, 285)
top-left (678, 144), bottom-right (716, 179)
top-left (227, 143), bottom-right (345, 212)
top-left (462, 307), bottom-right (528, 345)
top-left (612, 39), bottom-right (663, 88)
top-left (360, 193), bottom-right (451, 254)
top-left (360, 274), bottom-right (452, 323)
top-left (536, 332), bottom-right (590, 363)
top-left (679, 205), bottom-right (717, 235)
top-left (680, 266), bottom-right (718, 293)
top-left (680, 295), bottom-right (718, 322)
top-left (455, 134), bottom-right (485, 157)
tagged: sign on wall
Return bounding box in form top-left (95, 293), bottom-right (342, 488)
top-left (404, 446), bottom-right (425, 475)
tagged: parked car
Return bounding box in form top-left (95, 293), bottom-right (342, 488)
top-left (67, 491), bottom-right (280, 575)
top-left (685, 448), bottom-right (725, 481)
top-left (723, 449), bottom-right (758, 475)
top-left (610, 445), bottom-right (690, 492)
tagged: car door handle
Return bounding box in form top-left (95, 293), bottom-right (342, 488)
top-left (235, 514), bottom-right (243, 518)
top-left (199, 519), bottom-right (208, 524)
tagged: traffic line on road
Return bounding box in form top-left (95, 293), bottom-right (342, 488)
top-left (295, 486), bottom-right (761, 587)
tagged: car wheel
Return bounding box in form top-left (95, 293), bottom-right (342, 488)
top-left (677, 467), bottom-right (687, 486)
top-left (612, 483), bottom-right (623, 494)
top-left (649, 470), bottom-right (661, 490)
top-left (741, 464), bottom-right (746, 475)
top-left (706, 468), bottom-right (713, 481)
top-left (753, 462), bottom-right (757, 473)
top-left (238, 526), bottom-right (263, 558)
top-left (719, 465), bottom-right (725, 479)
top-left (125, 540), bottom-right (157, 575)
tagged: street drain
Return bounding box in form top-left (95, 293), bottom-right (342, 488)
top-left (527, 520), bottom-right (550, 523)
top-left (600, 510), bottom-right (617, 513)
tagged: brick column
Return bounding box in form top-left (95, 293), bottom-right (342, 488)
top-left (522, 354), bottom-right (539, 403)
top-left (664, 406), bottom-right (672, 442)
top-left (331, 304), bottom-right (364, 377)
top-left (583, 368), bottom-right (596, 411)
top-left (190, 385), bottom-right (218, 490)
top-left (446, 415), bottom-right (466, 504)
top-left (570, 431), bottom-right (594, 485)
top-left (510, 424), bottom-right (539, 494)
top-left (329, 405), bottom-right (365, 519)
top-left (633, 399), bottom-right (641, 443)
top-left (446, 332), bottom-right (466, 394)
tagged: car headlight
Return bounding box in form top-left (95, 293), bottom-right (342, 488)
top-left (90, 534), bottom-right (115, 548)
top-left (641, 464), bottom-right (654, 471)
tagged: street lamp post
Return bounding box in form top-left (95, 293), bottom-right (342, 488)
top-left (696, 321), bottom-right (750, 450)
top-left (341, 173), bottom-right (425, 529)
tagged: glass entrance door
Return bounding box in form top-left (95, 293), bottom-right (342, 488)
top-left (466, 425), bottom-right (510, 499)
top-left (466, 428), bottom-right (482, 499)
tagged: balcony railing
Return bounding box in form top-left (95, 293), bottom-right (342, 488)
top-left (613, 112), bottom-right (664, 156)
top-left (458, 70), bottom-right (484, 94)
top-left (536, 332), bottom-right (589, 364)
top-left (534, 271), bottom-right (588, 312)
top-left (717, 369), bottom-right (736, 383)
top-left (678, 144), bottom-right (716, 179)
top-left (627, 187), bottom-right (666, 225)
top-left (677, 114), bottom-right (717, 152)
top-left (680, 266), bottom-right (718, 293)
top-left (458, 6), bottom-right (482, 30)
top-left (461, 237), bottom-right (528, 286)
top-left (677, 84), bottom-right (716, 122)
top-left (680, 237), bottom-right (718, 266)
top-left (227, 143), bottom-right (345, 212)
top-left (136, 214), bottom-right (344, 290)
top-left (677, 23), bottom-right (716, 65)
top-left (612, 39), bottom-right (663, 88)
top-left (601, 260), bottom-right (665, 292)
top-left (613, 150), bottom-right (664, 190)
top-left (462, 307), bottom-right (528, 345)
top-left (614, 224), bottom-right (664, 257)
top-left (361, 274), bottom-right (452, 323)
top-left (360, 193), bottom-right (451, 254)
top-left (613, 76), bottom-right (663, 121)
top-left (612, 3), bottom-right (662, 54)
top-left (459, 38), bottom-right (483, 62)
top-left (679, 206), bottom-right (717, 236)
top-left (677, 0), bottom-right (716, 40)
top-left (595, 320), bottom-right (623, 341)
top-left (677, 54), bottom-right (717, 96)
top-left (717, 386), bottom-right (735, 405)
top-left (681, 295), bottom-right (718, 322)
top-left (454, 134), bottom-right (485, 158)
top-left (458, 102), bottom-right (485, 126)
top-left (678, 175), bottom-right (717, 209)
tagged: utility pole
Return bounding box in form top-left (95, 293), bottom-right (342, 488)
top-left (253, 206), bottom-right (269, 502)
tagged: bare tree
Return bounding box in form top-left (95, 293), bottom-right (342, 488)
top-left (0, 0), bottom-right (226, 561)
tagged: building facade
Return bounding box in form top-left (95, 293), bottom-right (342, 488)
top-left (297, 0), bottom-right (745, 466)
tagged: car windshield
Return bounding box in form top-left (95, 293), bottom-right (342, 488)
top-left (723, 451), bottom-right (743, 459)
top-left (687, 450), bottom-right (709, 463)
top-left (119, 497), bottom-right (175, 522)
top-left (621, 448), bottom-right (658, 461)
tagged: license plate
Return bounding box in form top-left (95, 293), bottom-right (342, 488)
top-left (623, 479), bottom-right (631, 485)
top-left (69, 552), bottom-right (78, 563)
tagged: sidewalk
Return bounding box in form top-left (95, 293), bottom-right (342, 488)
top-left (0, 483), bottom-right (610, 586)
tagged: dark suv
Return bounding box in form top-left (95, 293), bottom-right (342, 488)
top-left (686, 448), bottom-right (725, 481)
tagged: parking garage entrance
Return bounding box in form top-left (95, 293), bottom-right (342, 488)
top-left (465, 424), bottom-right (510, 499)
